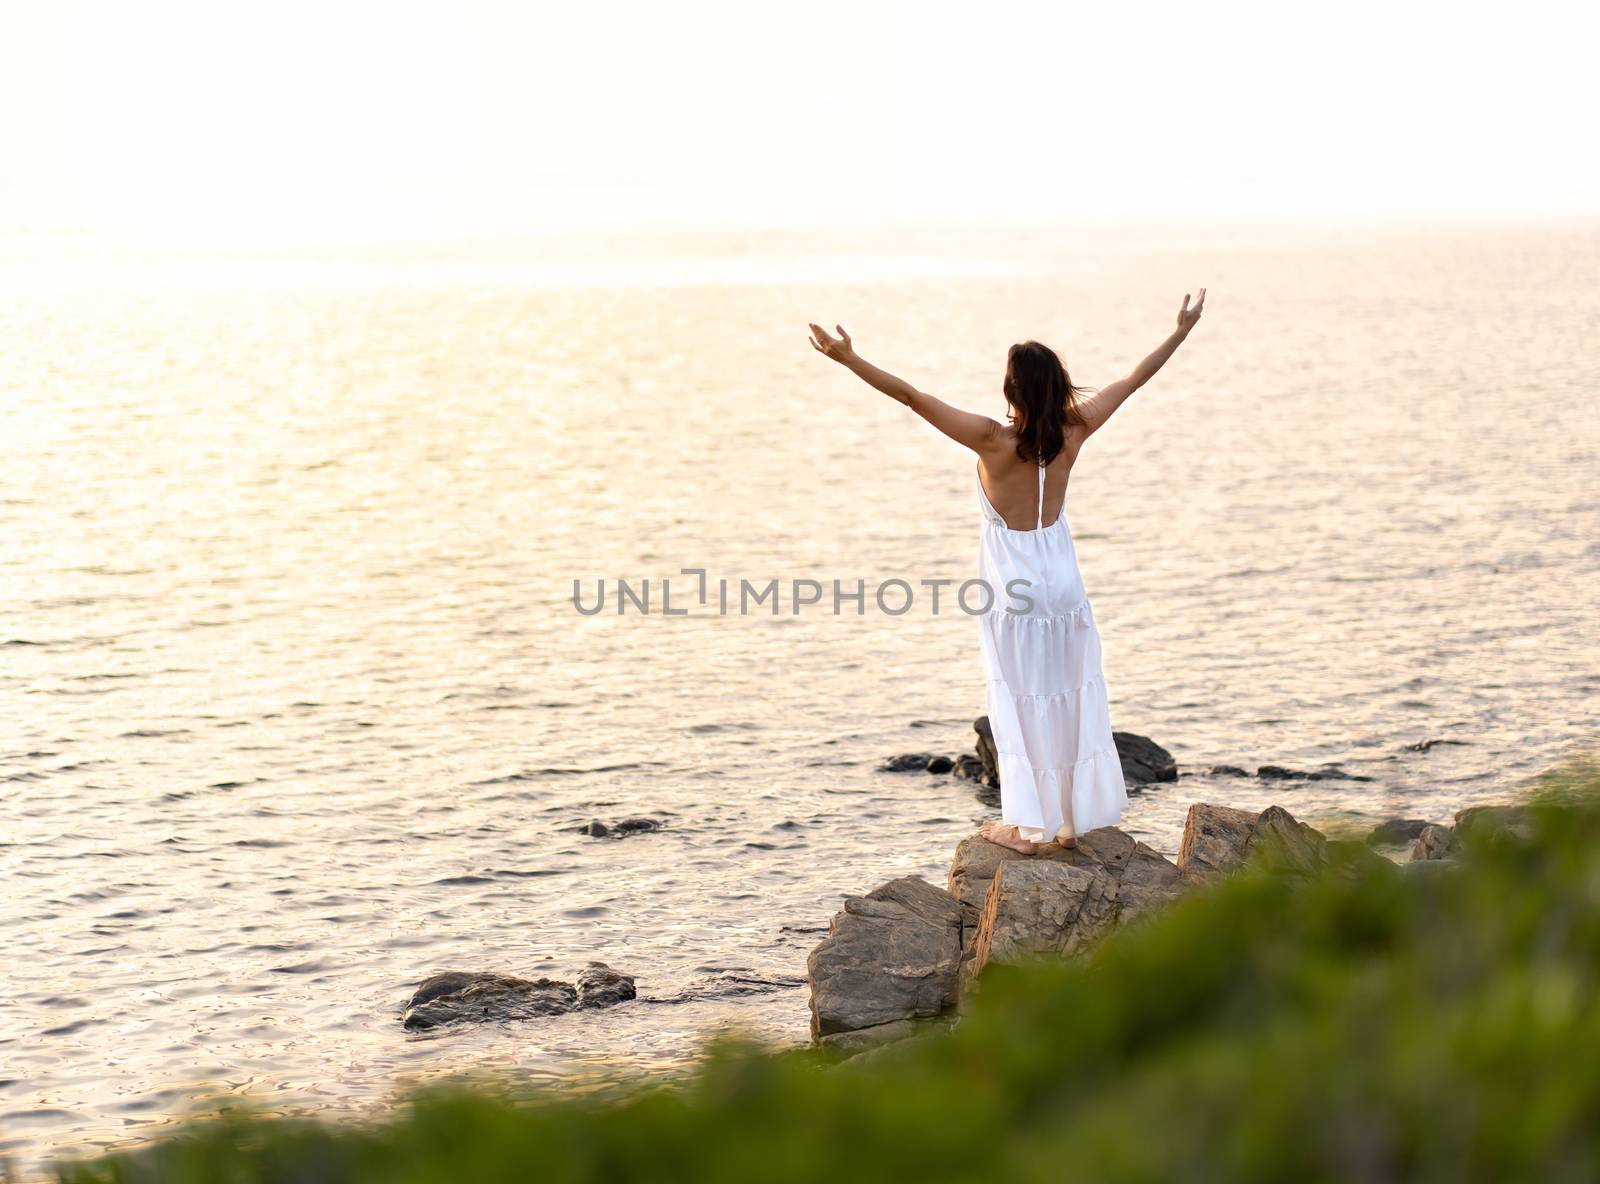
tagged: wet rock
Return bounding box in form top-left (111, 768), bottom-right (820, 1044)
top-left (950, 753), bottom-right (984, 782)
top-left (1454, 804), bottom-right (1532, 842)
top-left (927, 755), bottom-right (955, 774)
top-left (882, 752), bottom-right (935, 773)
top-left (1257, 763), bottom-right (1374, 783)
top-left (973, 718), bottom-right (1000, 791)
top-left (583, 817), bottom-right (662, 839)
top-left (1366, 818), bottom-right (1432, 847)
top-left (1404, 738), bottom-right (1468, 753)
top-left (1208, 764), bottom-right (1252, 778)
top-left (402, 972), bottom-right (578, 1030)
top-left (576, 961), bottom-right (636, 1008)
top-left (807, 876), bottom-right (965, 1039)
top-left (1410, 824), bottom-right (1459, 862)
top-left (1113, 732), bottom-right (1178, 785)
top-left (1176, 803), bottom-right (1259, 879)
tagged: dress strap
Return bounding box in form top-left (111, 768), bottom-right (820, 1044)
top-left (1036, 460), bottom-right (1045, 529)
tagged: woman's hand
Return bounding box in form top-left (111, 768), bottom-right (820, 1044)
top-left (808, 322), bottom-right (856, 364)
top-left (1176, 288), bottom-right (1206, 333)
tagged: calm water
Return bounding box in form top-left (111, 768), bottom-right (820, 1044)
top-left (3, 221), bottom-right (1597, 1176)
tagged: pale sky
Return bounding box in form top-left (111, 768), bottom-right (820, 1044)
top-left (2, 0), bottom-right (1596, 246)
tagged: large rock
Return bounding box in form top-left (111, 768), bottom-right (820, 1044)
top-left (969, 862), bottom-right (1120, 973)
top-left (1176, 803), bottom-right (1259, 879)
top-left (963, 829), bottom-right (1189, 978)
top-left (402, 972), bottom-right (579, 1030)
top-left (1177, 803), bottom-right (1339, 880)
top-left (946, 825), bottom-right (1181, 908)
top-left (807, 876), bottom-right (966, 1039)
top-left (1113, 731), bottom-right (1178, 785)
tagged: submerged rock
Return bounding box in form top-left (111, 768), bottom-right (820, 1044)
top-left (576, 961), bottom-right (637, 1008)
top-left (806, 876), bottom-right (967, 1039)
top-left (403, 961), bottom-right (638, 1029)
top-left (950, 753), bottom-right (984, 782)
top-left (882, 752), bottom-right (935, 773)
top-left (583, 818), bottom-right (662, 839)
top-left (402, 972), bottom-right (579, 1030)
top-left (926, 755), bottom-right (955, 774)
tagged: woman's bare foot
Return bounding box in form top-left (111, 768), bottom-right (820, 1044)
top-left (979, 820), bottom-right (1038, 855)
top-left (1052, 827), bottom-right (1079, 849)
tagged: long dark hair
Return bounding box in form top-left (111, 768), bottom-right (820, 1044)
top-left (1003, 340), bottom-right (1089, 465)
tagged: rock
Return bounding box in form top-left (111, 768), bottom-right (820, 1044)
top-left (951, 753), bottom-right (984, 782)
top-left (807, 876), bottom-right (965, 1039)
top-left (1410, 824), bottom-right (1459, 862)
top-left (882, 752), bottom-right (935, 773)
top-left (612, 817), bottom-right (661, 835)
top-left (817, 1017), bottom-right (924, 1054)
top-left (1177, 803), bottom-right (1335, 880)
top-left (1404, 738), bottom-right (1467, 753)
top-left (1366, 818), bottom-right (1432, 847)
top-left (1176, 803), bottom-right (1259, 879)
top-left (582, 818), bottom-right (662, 838)
top-left (1250, 805), bottom-right (1329, 876)
top-left (1257, 765), bottom-right (1304, 781)
top-left (973, 718), bottom-right (1000, 792)
top-left (947, 834), bottom-right (1027, 908)
top-left (402, 972), bottom-right (578, 1030)
top-left (927, 755), bottom-right (955, 774)
top-left (1208, 764), bottom-right (1252, 778)
top-left (1257, 763), bottom-right (1374, 783)
top-left (1113, 732), bottom-right (1178, 785)
top-left (960, 827), bottom-right (1188, 977)
top-left (576, 961), bottom-right (636, 1008)
top-left (1453, 804), bottom-right (1532, 842)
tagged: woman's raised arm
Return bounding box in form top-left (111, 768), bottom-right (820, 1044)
top-left (808, 322), bottom-right (1001, 454)
top-left (1079, 289), bottom-right (1206, 437)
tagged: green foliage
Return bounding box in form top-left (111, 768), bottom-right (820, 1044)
top-left (58, 759), bottom-right (1600, 1183)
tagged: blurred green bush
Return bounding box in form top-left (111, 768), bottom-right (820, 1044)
top-left (58, 759), bottom-right (1600, 1183)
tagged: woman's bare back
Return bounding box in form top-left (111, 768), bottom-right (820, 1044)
top-left (977, 424), bottom-right (1086, 531)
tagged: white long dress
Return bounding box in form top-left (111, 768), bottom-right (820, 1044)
top-left (976, 460), bottom-right (1128, 843)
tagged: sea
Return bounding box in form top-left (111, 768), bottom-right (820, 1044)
top-left (3, 218), bottom-right (1596, 1176)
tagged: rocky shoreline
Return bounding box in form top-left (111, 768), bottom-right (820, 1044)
top-left (808, 718), bottom-right (1517, 1054)
top-left (397, 718), bottom-right (1504, 1042)
top-left (805, 795), bottom-right (1517, 1054)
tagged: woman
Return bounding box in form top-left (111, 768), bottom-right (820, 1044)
top-left (807, 290), bottom-right (1206, 854)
